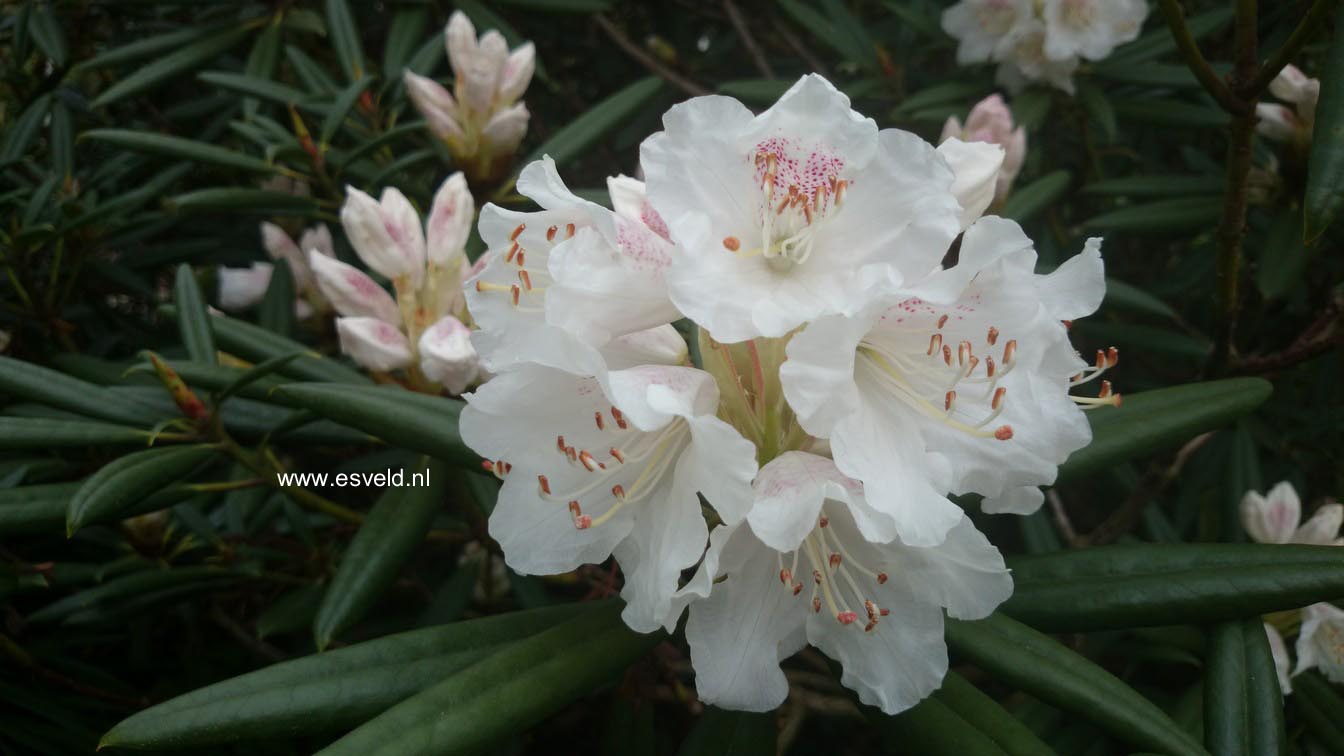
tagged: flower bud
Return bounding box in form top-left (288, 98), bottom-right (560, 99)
top-left (936, 137), bottom-right (1005, 230)
top-left (1240, 481), bottom-right (1301, 544)
top-left (1294, 502), bottom-right (1343, 546)
top-left (340, 186), bottom-right (426, 285)
top-left (404, 71), bottom-right (466, 143)
top-left (445, 11), bottom-right (477, 83)
top-left (939, 115), bottom-right (963, 145)
top-left (481, 102), bottom-right (530, 154)
top-left (427, 172), bottom-right (473, 267)
top-left (309, 250), bottom-right (401, 323)
top-left (460, 31), bottom-right (508, 115)
top-left (497, 43), bottom-right (536, 105)
top-left (1256, 103), bottom-right (1303, 144)
top-left (336, 317), bottom-right (413, 372)
top-left (418, 315), bottom-right (480, 394)
top-left (260, 222), bottom-right (302, 268)
top-left (1269, 64), bottom-right (1320, 113)
top-left (945, 95), bottom-right (1027, 202)
top-left (217, 262), bottom-right (272, 311)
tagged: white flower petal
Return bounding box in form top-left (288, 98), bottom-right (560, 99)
top-left (217, 263), bottom-right (272, 311)
top-left (1294, 602), bottom-right (1344, 683)
top-left (308, 250), bottom-right (401, 322)
top-left (1265, 623), bottom-right (1292, 695)
top-left (335, 317), bottom-right (413, 371)
top-left (426, 172), bottom-right (473, 267)
top-left (497, 43), bottom-right (535, 104)
top-left (418, 315), bottom-right (479, 394)
top-left (936, 137), bottom-right (1005, 229)
top-left (1242, 482), bottom-right (1301, 544)
top-left (1293, 502), bottom-right (1343, 546)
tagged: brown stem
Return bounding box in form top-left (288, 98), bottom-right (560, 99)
top-left (1233, 293), bottom-right (1344, 374)
top-left (1208, 0), bottom-right (1260, 373)
top-left (593, 15), bottom-right (709, 97)
top-left (1247, 0), bottom-right (1336, 97)
top-left (723, 0), bottom-right (775, 78)
top-left (1157, 0), bottom-right (1248, 114)
top-left (769, 15), bottom-right (829, 77)
top-left (1076, 433), bottom-right (1213, 547)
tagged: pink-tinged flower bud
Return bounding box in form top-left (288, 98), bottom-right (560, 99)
top-left (404, 71), bottom-right (466, 142)
top-left (1256, 103), bottom-right (1303, 143)
top-left (217, 262), bottom-right (272, 311)
top-left (944, 94), bottom-right (1027, 202)
top-left (418, 315), bottom-right (480, 394)
top-left (336, 317), bottom-right (413, 372)
top-left (445, 11), bottom-right (478, 83)
top-left (379, 187), bottom-right (428, 280)
top-left (936, 137), bottom-right (1005, 230)
top-left (1269, 64), bottom-right (1320, 113)
top-left (481, 102), bottom-right (529, 154)
top-left (427, 172), bottom-right (474, 266)
top-left (340, 186), bottom-right (426, 285)
top-left (308, 250), bottom-right (401, 323)
top-left (1240, 481), bottom-right (1301, 544)
top-left (260, 222), bottom-right (301, 268)
top-left (460, 30), bottom-right (508, 115)
top-left (939, 115), bottom-right (963, 145)
top-left (299, 224), bottom-right (334, 259)
top-left (497, 42), bottom-right (536, 105)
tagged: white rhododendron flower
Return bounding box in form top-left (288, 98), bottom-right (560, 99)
top-left (675, 452), bottom-right (1011, 714)
top-left (461, 344), bottom-right (757, 632)
top-left (404, 11), bottom-right (535, 182)
top-left (1257, 64), bottom-right (1320, 146)
top-left (1242, 481), bottom-right (1344, 693)
top-left (942, 94), bottom-right (1028, 204)
top-left (466, 157), bottom-right (679, 378)
top-left (943, 0), bottom-right (1147, 93)
top-left (782, 217), bottom-right (1108, 544)
top-left (640, 74), bottom-right (963, 342)
top-left (459, 73), bottom-right (1114, 715)
top-left (217, 223), bottom-right (334, 314)
top-left (316, 172), bottom-right (483, 394)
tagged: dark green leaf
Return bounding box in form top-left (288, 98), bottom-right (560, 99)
top-left (167, 188), bottom-right (319, 215)
top-left (999, 171), bottom-right (1070, 224)
top-left (161, 307), bottom-right (370, 384)
top-left (1006, 544), bottom-right (1344, 631)
top-left (1203, 618), bottom-right (1284, 756)
top-left (524, 77), bottom-right (662, 169)
top-left (0, 417), bottom-right (151, 449)
top-left (326, 0), bottom-right (365, 81)
top-left (676, 707), bottom-right (776, 756)
top-left (1305, 16), bottom-right (1344, 240)
top-left (101, 603), bottom-right (594, 749)
top-left (1081, 197), bottom-right (1224, 234)
top-left (314, 457), bottom-right (447, 648)
top-left (175, 264), bottom-right (217, 364)
top-left (0, 355), bottom-right (159, 426)
top-left (257, 259), bottom-right (296, 338)
top-left (91, 25), bottom-right (253, 108)
top-left (1057, 378), bottom-right (1272, 483)
top-left (82, 129), bottom-right (275, 173)
top-left (316, 603), bottom-right (659, 755)
top-left (273, 384), bottom-right (473, 467)
top-left (67, 445), bottom-right (216, 533)
top-left (1, 93), bottom-right (51, 166)
top-left (946, 613), bottom-right (1207, 756)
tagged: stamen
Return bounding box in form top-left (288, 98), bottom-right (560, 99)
top-left (818, 515), bottom-right (829, 528)
top-left (829, 553), bottom-right (842, 569)
top-left (609, 447), bottom-right (625, 463)
top-left (518, 270), bottom-right (532, 291)
top-left (780, 568), bottom-right (792, 585)
top-left (1003, 339), bottom-right (1017, 365)
top-left (565, 223), bottom-right (575, 238)
top-left (568, 501), bottom-right (591, 530)
top-left (991, 387), bottom-right (1006, 410)
top-left (987, 326), bottom-right (999, 345)
top-left (538, 475), bottom-right (551, 495)
top-left (722, 236), bottom-right (741, 252)
top-left (546, 225), bottom-right (558, 241)
top-left (578, 450), bottom-right (602, 471)
top-left (510, 224), bottom-right (525, 241)
top-left (942, 345), bottom-right (953, 366)
top-left (556, 435), bottom-right (566, 453)
top-left (927, 333), bottom-right (942, 356)
top-left (945, 390), bottom-right (956, 412)
top-left (994, 425), bottom-right (1014, 440)
top-left (611, 484), bottom-right (626, 500)
top-left (505, 242), bottom-right (519, 263)
top-left (960, 340), bottom-right (976, 367)
top-left (594, 411), bottom-right (605, 430)
top-left (877, 572), bottom-right (888, 584)
top-left (510, 285), bottom-right (520, 307)
top-left (937, 314), bottom-right (949, 329)
top-left (610, 407), bottom-right (628, 429)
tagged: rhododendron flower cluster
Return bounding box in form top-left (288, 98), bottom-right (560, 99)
top-left (941, 0), bottom-right (1148, 93)
top-left (1241, 481), bottom-right (1344, 692)
top-left (404, 11), bottom-right (535, 184)
top-left (320, 173), bottom-right (483, 394)
top-left (460, 75), bottom-right (1115, 713)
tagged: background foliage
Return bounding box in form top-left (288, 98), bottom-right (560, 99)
top-left (0, 0), bottom-right (1342, 754)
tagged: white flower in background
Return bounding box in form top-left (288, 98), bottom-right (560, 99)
top-left (465, 157), bottom-right (679, 378)
top-left (217, 223), bottom-right (335, 314)
top-left (1242, 481), bottom-right (1344, 693)
top-left (316, 172), bottom-right (482, 394)
top-left (1039, 0), bottom-right (1146, 62)
top-left (781, 218), bottom-right (1108, 545)
top-left (404, 11), bottom-right (535, 183)
top-left (942, 94), bottom-right (1028, 205)
top-left (675, 452), bottom-right (1011, 714)
top-left (1257, 65), bottom-right (1320, 146)
top-left (941, 0), bottom-right (1034, 64)
top-left (942, 0), bottom-right (1147, 93)
top-left (640, 74), bottom-right (963, 342)
top-left (461, 350), bottom-right (757, 632)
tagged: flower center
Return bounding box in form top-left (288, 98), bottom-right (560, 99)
top-left (775, 509), bottom-right (890, 632)
top-left (1060, 0), bottom-right (1097, 28)
top-left (697, 330), bottom-right (811, 466)
top-left (856, 306), bottom-right (1016, 442)
top-left (976, 0), bottom-right (1021, 35)
top-left (720, 139), bottom-right (849, 270)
